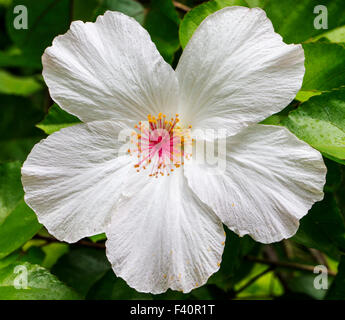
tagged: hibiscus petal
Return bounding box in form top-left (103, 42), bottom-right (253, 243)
top-left (105, 171), bottom-right (225, 294)
top-left (42, 11), bottom-right (179, 123)
top-left (176, 7), bottom-right (305, 136)
top-left (184, 125), bottom-right (326, 243)
top-left (22, 120), bottom-right (136, 242)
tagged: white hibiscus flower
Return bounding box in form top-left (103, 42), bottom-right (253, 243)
top-left (21, 7), bottom-right (326, 294)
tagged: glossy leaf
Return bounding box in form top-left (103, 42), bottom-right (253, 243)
top-left (301, 42), bottom-right (345, 92)
top-left (316, 25), bottom-right (345, 43)
top-left (52, 247), bottom-right (111, 297)
top-left (0, 162), bottom-right (41, 259)
top-left (262, 0), bottom-right (345, 44)
top-left (36, 104), bottom-right (80, 135)
top-left (283, 89), bottom-right (345, 161)
top-left (42, 243), bottom-right (69, 269)
top-left (0, 262), bottom-right (80, 300)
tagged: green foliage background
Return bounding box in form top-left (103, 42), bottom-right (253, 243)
top-left (0, 0), bottom-right (345, 300)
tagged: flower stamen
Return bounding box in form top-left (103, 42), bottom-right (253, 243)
top-left (128, 114), bottom-right (192, 177)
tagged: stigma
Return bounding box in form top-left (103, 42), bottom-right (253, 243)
top-left (128, 113), bottom-right (192, 178)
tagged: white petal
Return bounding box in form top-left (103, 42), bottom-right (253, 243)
top-left (105, 171), bottom-right (225, 294)
top-left (22, 120), bottom-right (135, 243)
top-left (176, 7), bottom-right (305, 136)
top-left (184, 125), bottom-right (326, 243)
top-left (42, 11), bottom-right (179, 123)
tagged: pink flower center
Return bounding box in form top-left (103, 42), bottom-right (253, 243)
top-left (128, 113), bottom-right (192, 178)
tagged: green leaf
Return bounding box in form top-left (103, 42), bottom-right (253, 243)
top-left (0, 69), bottom-right (42, 96)
top-left (41, 243), bottom-right (69, 269)
top-left (326, 255), bottom-right (345, 299)
top-left (315, 25), bottom-right (345, 43)
top-left (95, 0), bottom-right (145, 24)
top-left (0, 252), bottom-right (21, 270)
top-left (51, 247), bottom-right (111, 297)
top-left (0, 162), bottom-right (41, 259)
top-left (36, 104), bottom-right (80, 135)
top-left (179, 0), bottom-right (248, 49)
top-left (295, 90), bottom-right (322, 103)
top-left (0, 161), bottom-right (22, 224)
top-left (89, 233), bottom-right (106, 243)
top-left (6, 0), bottom-right (71, 65)
top-left (301, 42), bottom-right (345, 93)
top-left (283, 89), bottom-right (345, 161)
top-left (0, 262), bottom-right (80, 300)
top-left (293, 193), bottom-right (345, 259)
top-left (145, 0), bottom-right (180, 63)
top-left (262, 0), bottom-right (345, 44)
top-left (0, 95), bottom-right (45, 162)
top-left (260, 102), bottom-right (298, 126)
top-left (234, 264), bottom-right (283, 299)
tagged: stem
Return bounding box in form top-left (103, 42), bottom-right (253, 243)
top-left (309, 248), bottom-right (329, 268)
top-left (173, 1), bottom-right (191, 12)
top-left (34, 234), bottom-right (106, 249)
top-left (246, 255), bottom-right (336, 277)
top-left (262, 245), bottom-right (290, 291)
